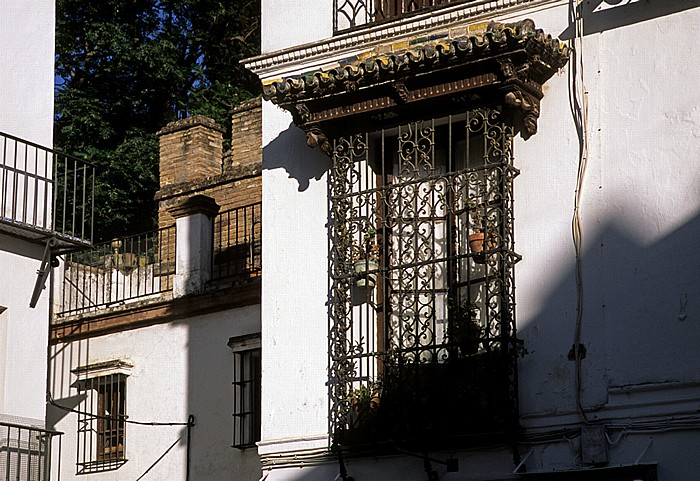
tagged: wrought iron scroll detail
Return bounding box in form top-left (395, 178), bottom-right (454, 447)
top-left (328, 109), bottom-right (520, 447)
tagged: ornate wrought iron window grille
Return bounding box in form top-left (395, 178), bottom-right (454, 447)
top-left (329, 108), bottom-right (520, 447)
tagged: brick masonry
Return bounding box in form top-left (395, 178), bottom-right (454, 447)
top-left (154, 101), bottom-right (263, 280)
top-left (157, 115), bottom-right (225, 187)
top-left (156, 99), bottom-right (262, 229)
top-left (228, 97), bottom-right (262, 171)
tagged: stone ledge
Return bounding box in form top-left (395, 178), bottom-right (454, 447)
top-left (156, 115), bottom-right (225, 136)
top-left (50, 280), bottom-right (261, 343)
top-left (155, 162), bottom-right (262, 202)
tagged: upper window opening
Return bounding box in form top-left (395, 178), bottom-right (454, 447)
top-left (334, 0), bottom-right (470, 33)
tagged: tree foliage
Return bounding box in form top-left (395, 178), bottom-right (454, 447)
top-left (55, 0), bottom-right (260, 241)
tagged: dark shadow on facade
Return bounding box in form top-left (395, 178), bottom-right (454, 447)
top-left (262, 122), bottom-right (332, 192)
top-left (518, 208), bottom-right (700, 416)
top-left (560, 0), bottom-right (700, 39)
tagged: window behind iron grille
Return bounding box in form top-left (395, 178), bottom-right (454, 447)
top-left (329, 108), bottom-right (519, 445)
top-left (230, 335), bottom-right (261, 449)
top-left (76, 373), bottom-right (127, 473)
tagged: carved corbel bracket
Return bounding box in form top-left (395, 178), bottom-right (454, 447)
top-left (391, 80), bottom-right (409, 104)
top-left (303, 124), bottom-right (332, 155)
top-left (503, 80), bottom-right (544, 137)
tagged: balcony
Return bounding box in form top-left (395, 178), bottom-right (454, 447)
top-left (0, 419), bottom-right (62, 481)
top-left (334, 0), bottom-right (469, 33)
top-left (0, 131), bottom-right (95, 250)
top-left (55, 202), bottom-right (261, 318)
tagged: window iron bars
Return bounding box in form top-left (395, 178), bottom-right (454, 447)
top-left (328, 108), bottom-right (520, 446)
top-left (231, 343), bottom-right (262, 449)
top-left (76, 374), bottom-right (127, 473)
top-left (0, 131), bottom-right (95, 246)
top-left (334, 0), bottom-right (471, 33)
top-left (56, 225), bottom-right (176, 317)
top-left (0, 421), bottom-right (61, 481)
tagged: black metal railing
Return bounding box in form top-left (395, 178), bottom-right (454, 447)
top-left (56, 201), bottom-right (262, 316)
top-left (56, 226), bottom-right (176, 317)
top-left (0, 420), bottom-right (62, 481)
top-left (212, 202), bottom-right (262, 281)
top-left (0, 131), bottom-right (95, 246)
top-left (334, 0), bottom-right (467, 33)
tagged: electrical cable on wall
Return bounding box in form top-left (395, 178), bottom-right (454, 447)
top-left (47, 392), bottom-right (193, 427)
top-left (569, 0), bottom-right (590, 424)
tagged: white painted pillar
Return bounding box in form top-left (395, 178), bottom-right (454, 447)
top-left (169, 195), bottom-right (220, 297)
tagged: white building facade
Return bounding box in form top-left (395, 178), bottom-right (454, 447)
top-left (48, 110), bottom-right (264, 481)
top-left (246, 1), bottom-right (700, 480)
top-left (0, 1), bottom-right (81, 479)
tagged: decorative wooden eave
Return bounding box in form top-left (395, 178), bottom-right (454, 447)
top-left (262, 19), bottom-right (569, 154)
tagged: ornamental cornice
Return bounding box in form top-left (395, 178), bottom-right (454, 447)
top-left (262, 19), bottom-right (569, 106)
top-left (244, 0), bottom-right (554, 78)
top-left (252, 17), bottom-right (569, 155)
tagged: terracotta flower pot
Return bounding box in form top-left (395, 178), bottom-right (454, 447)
top-left (468, 231), bottom-right (492, 264)
top-left (468, 232), bottom-right (486, 253)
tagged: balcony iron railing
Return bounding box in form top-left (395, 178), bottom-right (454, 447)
top-left (334, 0), bottom-right (467, 33)
top-left (56, 226), bottom-right (176, 317)
top-left (56, 201), bottom-right (263, 317)
top-left (0, 420), bottom-right (62, 481)
top-left (212, 202), bottom-right (262, 281)
top-left (0, 131), bottom-right (95, 247)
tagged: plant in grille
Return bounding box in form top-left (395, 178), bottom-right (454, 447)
top-left (329, 108), bottom-right (521, 447)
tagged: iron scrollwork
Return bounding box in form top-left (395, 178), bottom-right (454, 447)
top-left (329, 108), bottom-right (520, 447)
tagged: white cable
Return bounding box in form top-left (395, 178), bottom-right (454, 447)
top-left (571, 0), bottom-right (590, 425)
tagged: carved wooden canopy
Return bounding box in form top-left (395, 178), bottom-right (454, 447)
top-left (262, 19), bottom-right (570, 154)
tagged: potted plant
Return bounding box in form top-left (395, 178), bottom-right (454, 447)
top-left (448, 298), bottom-right (482, 357)
top-left (347, 380), bottom-right (382, 429)
top-left (467, 201), bottom-right (497, 264)
top-left (352, 228), bottom-right (380, 289)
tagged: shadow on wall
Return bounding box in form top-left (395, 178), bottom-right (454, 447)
top-left (262, 121), bottom-right (331, 192)
top-left (560, 0), bottom-right (700, 39)
top-left (179, 308), bottom-right (262, 481)
top-left (518, 207), bottom-right (700, 415)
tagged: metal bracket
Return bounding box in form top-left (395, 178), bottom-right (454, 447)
top-left (29, 237), bottom-right (57, 308)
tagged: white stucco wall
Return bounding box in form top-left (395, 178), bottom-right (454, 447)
top-left (261, 0), bottom-right (332, 53)
top-left (0, 0), bottom-right (55, 423)
top-left (259, 102), bottom-right (332, 452)
top-left (256, 0), bottom-right (700, 478)
top-left (0, 0), bottom-right (55, 146)
top-left (48, 305), bottom-right (262, 481)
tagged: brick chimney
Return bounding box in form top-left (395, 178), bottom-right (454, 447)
top-left (227, 97), bottom-right (262, 170)
top-left (157, 116), bottom-right (225, 188)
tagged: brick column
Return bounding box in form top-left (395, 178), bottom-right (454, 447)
top-left (228, 97), bottom-right (262, 170)
top-left (168, 195), bottom-right (220, 297)
top-left (157, 116), bottom-right (225, 188)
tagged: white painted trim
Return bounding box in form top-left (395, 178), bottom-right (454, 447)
top-left (245, 0), bottom-right (562, 79)
top-left (72, 359), bottom-right (133, 380)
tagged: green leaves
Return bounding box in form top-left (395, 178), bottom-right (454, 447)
top-left (55, 0), bottom-right (260, 241)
